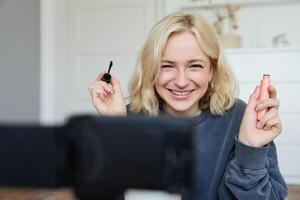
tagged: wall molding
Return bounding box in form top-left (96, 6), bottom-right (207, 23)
top-left (40, 0), bottom-right (56, 124)
top-left (180, 0), bottom-right (300, 10)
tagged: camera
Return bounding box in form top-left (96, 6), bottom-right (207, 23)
top-left (0, 115), bottom-right (196, 199)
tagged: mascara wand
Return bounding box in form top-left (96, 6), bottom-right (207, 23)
top-left (101, 61), bottom-right (113, 84)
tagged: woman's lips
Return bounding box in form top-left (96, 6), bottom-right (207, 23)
top-left (168, 89), bottom-right (195, 99)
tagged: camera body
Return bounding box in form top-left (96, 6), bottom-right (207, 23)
top-left (0, 115), bottom-right (196, 199)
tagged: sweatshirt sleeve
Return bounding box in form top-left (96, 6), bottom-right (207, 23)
top-left (221, 138), bottom-right (288, 200)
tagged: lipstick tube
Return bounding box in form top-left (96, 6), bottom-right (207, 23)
top-left (257, 74), bottom-right (271, 121)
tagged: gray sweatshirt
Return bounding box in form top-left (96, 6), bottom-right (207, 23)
top-left (182, 98), bottom-right (288, 199)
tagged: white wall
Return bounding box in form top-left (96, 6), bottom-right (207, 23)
top-left (165, 0), bottom-right (300, 49)
top-left (226, 48), bottom-right (300, 184)
top-left (0, 0), bottom-right (40, 122)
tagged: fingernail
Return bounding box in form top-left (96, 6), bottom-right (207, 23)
top-left (108, 85), bottom-right (113, 94)
top-left (256, 122), bottom-right (262, 129)
top-left (256, 104), bottom-right (263, 110)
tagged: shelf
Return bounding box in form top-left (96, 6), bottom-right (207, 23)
top-left (181, 0), bottom-right (299, 10)
top-left (225, 47), bottom-right (300, 54)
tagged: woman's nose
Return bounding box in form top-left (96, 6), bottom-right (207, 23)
top-left (174, 69), bottom-right (189, 88)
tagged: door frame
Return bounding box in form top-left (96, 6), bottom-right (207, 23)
top-left (40, 0), bottom-right (70, 124)
top-left (40, 0), bottom-right (56, 124)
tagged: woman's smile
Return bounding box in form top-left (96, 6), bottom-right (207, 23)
top-left (168, 89), bottom-right (196, 100)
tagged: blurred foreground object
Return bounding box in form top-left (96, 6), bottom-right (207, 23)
top-left (0, 115), bottom-right (195, 200)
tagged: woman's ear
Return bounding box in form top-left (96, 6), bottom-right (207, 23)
top-left (209, 70), bottom-right (213, 82)
top-left (208, 59), bottom-right (215, 82)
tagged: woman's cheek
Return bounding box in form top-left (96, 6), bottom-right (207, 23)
top-left (157, 72), bottom-right (175, 85)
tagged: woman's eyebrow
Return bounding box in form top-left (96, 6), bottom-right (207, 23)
top-left (161, 59), bottom-right (207, 65)
top-left (187, 59), bottom-right (207, 64)
top-left (161, 60), bottom-right (176, 64)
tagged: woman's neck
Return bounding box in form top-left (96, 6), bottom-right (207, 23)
top-left (163, 105), bottom-right (202, 118)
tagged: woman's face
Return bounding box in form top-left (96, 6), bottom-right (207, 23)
top-left (155, 31), bottom-right (212, 117)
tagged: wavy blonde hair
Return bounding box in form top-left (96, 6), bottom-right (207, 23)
top-left (129, 11), bottom-right (238, 116)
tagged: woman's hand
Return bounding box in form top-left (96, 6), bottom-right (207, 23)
top-left (88, 71), bottom-right (127, 116)
top-left (238, 85), bottom-right (282, 148)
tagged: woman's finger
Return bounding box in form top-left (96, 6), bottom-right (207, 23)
top-left (268, 85), bottom-right (277, 99)
top-left (248, 86), bottom-right (260, 108)
top-left (265, 115), bottom-right (282, 136)
top-left (93, 88), bottom-right (109, 104)
top-left (263, 115), bottom-right (280, 130)
top-left (99, 90), bottom-right (108, 102)
top-left (256, 98), bottom-right (280, 111)
top-left (89, 81), bottom-right (112, 95)
top-left (96, 70), bottom-right (106, 81)
top-left (257, 107), bottom-right (278, 129)
top-left (110, 76), bottom-right (122, 95)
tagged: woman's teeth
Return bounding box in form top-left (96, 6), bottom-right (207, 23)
top-left (171, 90), bottom-right (191, 96)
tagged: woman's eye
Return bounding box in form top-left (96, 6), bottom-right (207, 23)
top-left (161, 65), bottom-right (174, 68)
top-left (189, 64), bottom-right (204, 69)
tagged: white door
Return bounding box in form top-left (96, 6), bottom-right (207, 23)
top-left (55, 0), bottom-right (162, 120)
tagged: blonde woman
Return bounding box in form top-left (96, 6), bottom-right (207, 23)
top-left (89, 11), bottom-right (287, 199)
